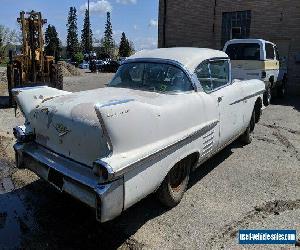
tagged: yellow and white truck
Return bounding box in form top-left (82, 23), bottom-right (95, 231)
top-left (224, 39), bottom-right (287, 106)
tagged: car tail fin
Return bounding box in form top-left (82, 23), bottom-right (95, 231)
top-left (12, 86), bottom-right (71, 118)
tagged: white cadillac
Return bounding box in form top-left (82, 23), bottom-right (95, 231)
top-left (13, 48), bottom-right (265, 222)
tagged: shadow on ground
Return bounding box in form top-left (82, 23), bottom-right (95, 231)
top-left (0, 96), bottom-right (10, 109)
top-left (271, 95), bottom-right (300, 112)
top-left (0, 142), bottom-right (239, 249)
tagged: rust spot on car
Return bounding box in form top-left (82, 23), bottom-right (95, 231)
top-left (40, 108), bottom-right (49, 114)
top-left (41, 96), bottom-right (56, 103)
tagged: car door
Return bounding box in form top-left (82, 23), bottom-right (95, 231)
top-left (195, 59), bottom-right (245, 148)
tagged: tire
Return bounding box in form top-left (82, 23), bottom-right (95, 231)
top-left (240, 109), bottom-right (255, 145)
top-left (277, 77), bottom-right (287, 98)
top-left (50, 64), bottom-right (64, 90)
top-left (254, 100), bottom-right (262, 123)
top-left (157, 158), bottom-right (191, 207)
top-left (263, 85), bottom-right (271, 106)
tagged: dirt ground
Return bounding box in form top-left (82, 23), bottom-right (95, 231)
top-left (0, 70), bottom-right (299, 249)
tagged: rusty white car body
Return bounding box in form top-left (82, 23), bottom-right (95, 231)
top-left (13, 48), bottom-right (265, 222)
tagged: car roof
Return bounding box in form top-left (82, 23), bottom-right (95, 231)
top-left (224, 39), bottom-right (275, 47)
top-left (129, 47), bottom-right (228, 72)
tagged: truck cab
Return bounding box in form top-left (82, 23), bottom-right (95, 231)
top-left (223, 39), bottom-right (287, 106)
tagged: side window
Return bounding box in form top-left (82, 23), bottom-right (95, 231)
top-left (195, 61), bottom-right (212, 92)
top-left (209, 60), bottom-right (230, 89)
top-left (195, 60), bottom-right (230, 92)
top-left (266, 43), bottom-right (275, 60)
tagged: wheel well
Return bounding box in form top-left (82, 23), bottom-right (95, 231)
top-left (156, 151), bottom-right (200, 193)
top-left (254, 97), bottom-right (262, 123)
top-left (269, 76), bottom-right (274, 88)
top-left (180, 152), bottom-right (200, 171)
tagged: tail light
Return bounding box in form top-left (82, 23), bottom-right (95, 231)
top-left (93, 161), bottom-right (114, 182)
top-left (13, 126), bottom-right (35, 143)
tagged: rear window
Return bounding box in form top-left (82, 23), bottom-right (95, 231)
top-left (225, 43), bottom-right (261, 60)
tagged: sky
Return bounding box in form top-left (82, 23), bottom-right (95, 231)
top-left (0, 0), bottom-right (159, 51)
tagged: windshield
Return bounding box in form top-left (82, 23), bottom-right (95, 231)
top-left (225, 43), bottom-right (261, 60)
top-left (109, 62), bottom-right (193, 92)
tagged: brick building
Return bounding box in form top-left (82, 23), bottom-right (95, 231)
top-left (158, 0), bottom-right (300, 92)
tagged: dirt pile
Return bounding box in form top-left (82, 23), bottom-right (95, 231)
top-left (58, 62), bottom-right (83, 77)
top-left (0, 68), bottom-right (7, 84)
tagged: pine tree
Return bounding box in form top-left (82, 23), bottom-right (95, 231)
top-left (103, 12), bottom-right (114, 58)
top-left (81, 9), bottom-right (93, 53)
top-left (118, 32), bottom-right (130, 57)
top-left (66, 7), bottom-right (79, 60)
top-left (45, 24), bottom-right (61, 60)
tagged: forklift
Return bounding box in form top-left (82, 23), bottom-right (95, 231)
top-left (7, 11), bottom-right (63, 107)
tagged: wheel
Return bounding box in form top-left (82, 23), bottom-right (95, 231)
top-left (50, 64), bottom-right (63, 90)
top-left (277, 77), bottom-right (287, 98)
top-left (240, 109), bottom-right (255, 145)
top-left (254, 100), bottom-right (262, 123)
top-left (263, 85), bottom-right (271, 106)
top-left (157, 158), bottom-right (191, 207)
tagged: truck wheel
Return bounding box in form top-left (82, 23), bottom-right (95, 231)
top-left (277, 78), bottom-right (287, 98)
top-left (157, 158), bottom-right (190, 207)
top-left (240, 109), bottom-right (255, 145)
top-left (263, 86), bottom-right (271, 106)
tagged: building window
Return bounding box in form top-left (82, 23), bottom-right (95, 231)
top-left (231, 27), bottom-right (242, 39)
top-left (222, 10), bottom-right (251, 47)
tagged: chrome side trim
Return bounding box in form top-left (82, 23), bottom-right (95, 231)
top-left (113, 120), bottom-right (219, 178)
top-left (99, 99), bottom-right (135, 108)
top-left (94, 104), bottom-right (113, 153)
top-left (230, 90), bottom-right (265, 105)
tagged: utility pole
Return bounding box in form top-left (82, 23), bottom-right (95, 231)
top-left (88, 0), bottom-right (90, 54)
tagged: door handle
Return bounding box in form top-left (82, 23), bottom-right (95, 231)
top-left (218, 96), bottom-right (223, 103)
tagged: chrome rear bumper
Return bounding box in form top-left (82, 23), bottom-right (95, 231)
top-left (14, 142), bottom-right (124, 222)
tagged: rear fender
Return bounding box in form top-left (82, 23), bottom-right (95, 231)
top-left (12, 86), bottom-right (71, 119)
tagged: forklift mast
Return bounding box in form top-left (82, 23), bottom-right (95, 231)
top-left (17, 11), bottom-right (48, 83)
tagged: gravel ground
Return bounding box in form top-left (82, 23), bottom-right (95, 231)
top-left (0, 73), bottom-right (299, 249)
